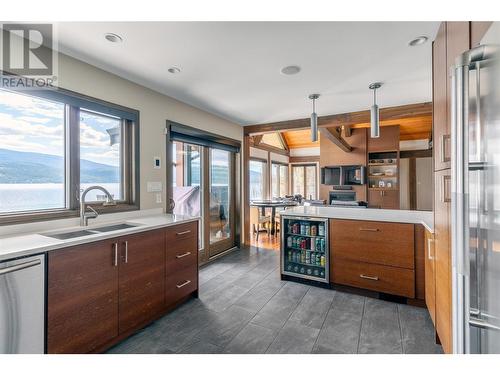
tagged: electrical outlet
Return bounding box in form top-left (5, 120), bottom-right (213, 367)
top-left (156, 193), bottom-right (162, 204)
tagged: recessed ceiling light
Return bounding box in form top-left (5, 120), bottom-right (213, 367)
top-left (408, 36), bottom-right (428, 47)
top-left (168, 67), bottom-right (181, 74)
top-left (104, 33), bottom-right (123, 43)
top-left (280, 65), bottom-right (301, 75)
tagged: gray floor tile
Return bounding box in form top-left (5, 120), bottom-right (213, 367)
top-left (177, 340), bottom-right (224, 354)
top-left (267, 320), bottom-right (320, 354)
top-left (194, 305), bottom-right (256, 347)
top-left (331, 291), bottom-right (366, 314)
top-left (398, 304), bottom-right (443, 354)
top-left (200, 283), bottom-right (250, 312)
top-left (224, 323), bottom-right (277, 354)
top-left (106, 328), bottom-right (174, 354)
top-left (358, 298), bottom-right (403, 354)
top-left (313, 305), bottom-right (363, 354)
top-left (251, 282), bottom-right (309, 331)
top-left (233, 272), bottom-right (285, 312)
top-left (289, 287), bottom-right (335, 329)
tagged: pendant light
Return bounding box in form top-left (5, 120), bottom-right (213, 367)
top-left (308, 94), bottom-right (320, 142)
top-left (369, 82), bottom-right (382, 138)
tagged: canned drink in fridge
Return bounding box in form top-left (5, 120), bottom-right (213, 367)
top-left (320, 255), bottom-right (325, 267)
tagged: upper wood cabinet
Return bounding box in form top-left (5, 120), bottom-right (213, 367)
top-left (118, 230), bottom-right (166, 334)
top-left (367, 125), bottom-right (400, 152)
top-left (48, 239), bottom-right (120, 354)
top-left (433, 22), bottom-right (449, 171)
top-left (470, 21), bottom-right (493, 47)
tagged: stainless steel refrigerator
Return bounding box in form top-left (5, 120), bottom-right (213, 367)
top-left (452, 22), bottom-right (500, 354)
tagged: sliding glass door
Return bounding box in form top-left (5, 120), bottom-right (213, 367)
top-left (208, 148), bottom-right (235, 256)
top-left (168, 140), bottom-right (236, 262)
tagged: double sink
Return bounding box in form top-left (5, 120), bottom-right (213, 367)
top-left (42, 223), bottom-right (141, 240)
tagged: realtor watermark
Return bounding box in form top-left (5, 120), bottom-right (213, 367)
top-left (0, 22), bottom-right (58, 89)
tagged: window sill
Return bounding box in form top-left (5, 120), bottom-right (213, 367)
top-left (0, 204), bottom-right (139, 226)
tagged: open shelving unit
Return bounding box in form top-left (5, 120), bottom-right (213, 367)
top-left (367, 151), bottom-right (399, 190)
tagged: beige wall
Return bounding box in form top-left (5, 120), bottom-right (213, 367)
top-left (57, 53), bottom-right (242, 211)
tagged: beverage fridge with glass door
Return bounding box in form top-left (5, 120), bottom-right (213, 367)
top-left (280, 216), bottom-right (329, 284)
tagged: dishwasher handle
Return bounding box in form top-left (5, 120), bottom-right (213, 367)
top-left (0, 258), bottom-right (41, 276)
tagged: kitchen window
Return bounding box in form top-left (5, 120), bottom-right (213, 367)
top-left (271, 162), bottom-right (289, 198)
top-left (0, 88), bottom-right (139, 223)
top-left (291, 164), bottom-right (318, 199)
top-left (249, 158), bottom-right (266, 201)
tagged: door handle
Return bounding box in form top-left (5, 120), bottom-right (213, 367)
top-left (360, 274), bottom-right (379, 281)
top-left (176, 280), bottom-right (191, 289)
top-left (469, 317), bottom-right (500, 332)
top-left (113, 243), bottom-right (118, 267)
top-left (124, 241), bottom-right (128, 264)
top-left (427, 238), bottom-right (434, 260)
top-left (359, 228), bottom-right (380, 232)
top-left (441, 134), bottom-right (451, 163)
top-left (0, 258), bottom-right (41, 276)
top-left (176, 230), bottom-right (191, 236)
top-left (442, 175), bottom-right (451, 203)
top-left (176, 251), bottom-right (191, 259)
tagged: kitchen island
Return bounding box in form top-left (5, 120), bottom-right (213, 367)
top-left (280, 206), bottom-right (433, 301)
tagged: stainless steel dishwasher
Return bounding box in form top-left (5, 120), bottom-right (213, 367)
top-left (0, 254), bottom-right (45, 353)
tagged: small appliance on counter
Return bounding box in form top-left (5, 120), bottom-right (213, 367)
top-left (328, 191), bottom-right (367, 207)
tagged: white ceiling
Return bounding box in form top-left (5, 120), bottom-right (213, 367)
top-left (54, 22), bottom-right (439, 125)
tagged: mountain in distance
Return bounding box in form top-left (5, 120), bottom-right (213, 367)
top-left (0, 148), bottom-right (119, 183)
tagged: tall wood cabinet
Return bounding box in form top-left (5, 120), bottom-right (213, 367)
top-left (431, 21), bottom-right (474, 354)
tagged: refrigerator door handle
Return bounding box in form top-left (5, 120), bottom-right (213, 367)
top-left (469, 317), bottom-right (500, 332)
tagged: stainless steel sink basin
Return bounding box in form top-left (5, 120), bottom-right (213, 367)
top-left (92, 223), bottom-right (140, 232)
top-left (41, 222), bottom-right (141, 240)
top-left (43, 230), bottom-right (99, 240)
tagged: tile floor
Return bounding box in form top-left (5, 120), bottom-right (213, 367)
top-left (107, 246), bottom-right (443, 354)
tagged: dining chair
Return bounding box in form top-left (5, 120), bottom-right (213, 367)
top-left (250, 206), bottom-right (270, 240)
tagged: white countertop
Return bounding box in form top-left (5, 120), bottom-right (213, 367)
top-left (0, 213), bottom-right (199, 262)
top-left (281, 206), bottom-right (434, 233)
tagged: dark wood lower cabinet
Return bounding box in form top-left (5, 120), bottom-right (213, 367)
top-left (47, 239), bottom-right (119, 354)
top-left (47, 222), bottom-right (198, 354)
top-left (118, 230), bottom-right (166, 334)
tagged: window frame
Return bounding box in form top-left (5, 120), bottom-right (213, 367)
top-left (249, 157), bottom-right (267, 201)
top-left (291, 163), bottom-right (318, 200)
top-left (0, 86), bottom-right (140, 225)
top-left (271, 161), bottom-right (289, 198)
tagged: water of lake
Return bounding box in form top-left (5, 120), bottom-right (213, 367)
top-left (0, 183), bottom-right (121, 213)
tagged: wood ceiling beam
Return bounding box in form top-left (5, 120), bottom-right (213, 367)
top-left (243, 102), bottom-right (432, 135)
top-left (343, 125), bottom-right (352, 137)
top-left (319, 127), bottom-right (352, 153)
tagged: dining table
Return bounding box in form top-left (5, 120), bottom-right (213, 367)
top-left (250, 200), bottom-right (298, 235)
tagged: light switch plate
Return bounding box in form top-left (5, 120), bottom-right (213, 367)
top-left (147, 181), bottom-right (162, 192)
top-left (153, 157), bottom-right (161, 169)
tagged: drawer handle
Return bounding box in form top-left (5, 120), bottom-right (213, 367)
top-left (176, 251), bottom-right (192, 259)
top-left (176, 280), bottom-right (191, 289)
top-left (359, 228), bottom-right (380, 232)
top-left (360, 274), bottom-right (379, 281)
top-left (176, 230), bottom-right (191, 236)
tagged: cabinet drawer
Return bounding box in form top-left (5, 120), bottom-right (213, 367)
top-left (166, 239), bottom-right (197, 273)
top-left (166, 265), bottom-right (197, 306)
top-left (332, 258), bottom-right (415, 298)
top-left (165, 221), bottom-right (197, 243)
top-left (330, 219), bottom-right (414, 269)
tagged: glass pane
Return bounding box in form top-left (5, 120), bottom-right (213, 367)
top-left (292, 166), bottom-right (304, 196)
top-left (249, 159), bottom-right (265, 200)
top-left (0, 89), bottom-right (65, 213)
top-left (79, 110), bottom-right (122, 201)
top-left (280, 165), bottom-right (288, 197)
top-left (271, 163), bottom-right (279, 198)
top-left (172, 141), bottom-right (203, 249)
top-left (210, 149), bottom-right (231, 244)
top-left (305, 165), bottom-right (317, 199)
